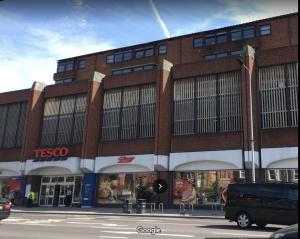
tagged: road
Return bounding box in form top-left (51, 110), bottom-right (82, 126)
top-left (0, 212), bottom-right (284, 239)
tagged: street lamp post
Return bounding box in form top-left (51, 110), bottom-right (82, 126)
top-left (240, 45), bottom-right (256, 183)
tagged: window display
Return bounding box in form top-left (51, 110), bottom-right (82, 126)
top-left (97, 173), bottom-right (157, 204)
top-left (173, 170), bottom-right (244, 205)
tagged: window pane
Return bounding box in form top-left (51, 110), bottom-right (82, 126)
top-left (78, 60), bottom-right (86, 69)
top-left (159, 45), bottom-right (167, 54)
top-left (133, 66), bottom-right (143, 72)
top-left (102, 89), bottom-right (122, 141)
top-left (231, 30), bottom-right (242, 41)
top-left (231, 50), bottom-right (242, 56)
top-left (122, 68), bottom-right (132, 74)
top-left (204, 54), bottom-right (216, 60)
top-left (194, 38), bottom-right (203, 48)
top-left (174, 79), bottom-right (195, 135)
top-left (65, 61), bottom-right (74, 71)
top-left (2, 103), bottom-right (20, 148)
top-left (205, 36), bottom-right (215, 46)
top-left (145, 48), bottom-right (154, 57)
top-left (219, 72), bottom-right (242, 132)
top-left (260, 25), bottom-right (271, 36)
top-left (57, 63), bottom-right (65, 73)
top-left (216, 52), bottom-right (228, 58)
top-left (143, 64), bottom-right (154, 70)
top-left (287, 63), bottom-right (298, 127)
top-left (139, 85), bottom-right (156, 138)
top-left (135, 51), bottom-right (144, 59)
top-left (123, 51), bottom-right (132, 61)
top-left (196, 75), bottom-right (217, 133)
top-left (259, 65), bottom-right (288, 128)
top-left (114, 53), bottom-right (123, 63)
top-left (15, 102), bottom-right (27, 147)
top-left (106, 55), bottom-right (114, 64)
top-left (243, 26), bottom-right (255, 39)
top-left (121, 87), bottom-right (139, 139)
top-left (216, 34), bottom-right (227, 44)
top-left (112, 70), bottom-right (122, 76)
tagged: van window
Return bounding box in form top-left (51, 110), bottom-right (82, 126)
top-left (288, 188), bottom-right (298, 201)
top-left (260, 185), bottom-right (288, 199)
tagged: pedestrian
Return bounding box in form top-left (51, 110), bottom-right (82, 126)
top-left (65, 188), bottom-right (72, 207)
top-left (9, 190), bottom-right (15, 207)
top-left (27, 192), bottom-right (33, 208)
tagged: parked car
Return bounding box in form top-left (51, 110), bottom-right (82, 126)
top-left (224, 183), bottom-right (298, 228)
top-left (269, 224), bottom-right (298, 239)
top-left (0, 198), bottom-right (11, 220)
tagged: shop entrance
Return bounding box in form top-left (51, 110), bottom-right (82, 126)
top-left (39, 176), bottom-right (81, 207)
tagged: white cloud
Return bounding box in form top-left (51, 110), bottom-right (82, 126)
top-left (215, 0), bottom-right (298, 24)
top-left (148, 0), bottom-right (171, 38)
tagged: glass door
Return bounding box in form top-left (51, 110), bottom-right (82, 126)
top-left (59, 185), bottom-right (66, 206)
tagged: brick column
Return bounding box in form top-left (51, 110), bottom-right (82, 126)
top-left (20, 81), bottom-right (46, 164)
top-left (155, 59), bottom-right (173, 208)
top-left (155, 59), bottom-right (173, 157)
top-left (80, 71), bottom-right (105, 173)
top-left (241, 45), bottom-right (260, 180)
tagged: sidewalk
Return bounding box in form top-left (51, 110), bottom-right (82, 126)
top-left (11, 206), bottom-right (225, 219)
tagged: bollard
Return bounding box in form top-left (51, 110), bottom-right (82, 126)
top-left (159, 202), bottom-right (164, 214)
top-left (150, 203), bottom-right (156, 214)
top-left (188, 203), bottom-right (194, 215)
top-left (179, 203), bottom-right (186, 215)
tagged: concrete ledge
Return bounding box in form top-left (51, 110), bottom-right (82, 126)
top-left (11, 208), bottom-right (225, 220)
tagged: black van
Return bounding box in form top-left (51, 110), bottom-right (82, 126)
top-left (224, 183), bottom-right (298, 228)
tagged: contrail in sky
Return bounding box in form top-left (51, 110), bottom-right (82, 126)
top-left (148, 0), bottom-right (171, 38)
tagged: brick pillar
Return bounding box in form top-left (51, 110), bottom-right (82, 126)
top-left (155, 59), bottom-right (173, 157)
top-left (241, 45), bottom-right (260, 180)
top-left (81, 71), bottom-right (105, 173)
top-left (154, 59), bottom-right (173, 208)
top-left (20, 81), bottom-right (46, 164)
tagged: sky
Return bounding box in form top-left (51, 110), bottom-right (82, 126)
top-left (0, 0), bottom-right (298, 93)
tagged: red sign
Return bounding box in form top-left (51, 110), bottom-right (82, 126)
top-left (34, 147), bottom-right (69, 158)
top-left (118, 156), bottom-right (135, 163)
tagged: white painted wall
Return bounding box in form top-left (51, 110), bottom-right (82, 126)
top-left (0, 161), bottom-right (22, 176)
top-left (261, 147), bottom-right (298, 168)
top-left (169, 150), bottom-right (243, 171)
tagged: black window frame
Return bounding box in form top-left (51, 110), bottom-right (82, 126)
top-left (204, 54), bottom-right (216, 60)
top-left (158, 44), bottom-right (167, 54)
top-left (106, 55), bottom-right (114, 64)
top-left (243, 26), bottom-right (256, 39)
top-left (205, 35), bottom-right (216, 46)
top-left (78, 59), bottom-right (86, 69)
top-left (57, 60), bottom-right (74, 73)
top-left (193, 37), bottom-right (203, 48)
top-left (216, 51), bottom-right (228, 58)
top-left (259, 24), bottom-right (271, 36)
top-left (231, 29), bottom-right (242, 41)
top-left (216, 33), bottom-right (228, 44)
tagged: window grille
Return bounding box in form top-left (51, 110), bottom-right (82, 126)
top-left (40, 94), bottom-right (86, 146)
top-left (259, 62), bottom-right (298, 129)
top-left (102, 85), bottom-right (156, 141)
top-left (174, 71), bottom-right (242, 135)
top-left (0, 102), bottom-right (27, 148)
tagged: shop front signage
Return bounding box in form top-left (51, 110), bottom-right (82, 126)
top-left (33, 147), bottom-right (69, 162)
top-left (118, 156), bottom-right (135, 163)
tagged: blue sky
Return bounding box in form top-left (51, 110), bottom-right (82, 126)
top-left (0, 0), bottom-right (298, 93)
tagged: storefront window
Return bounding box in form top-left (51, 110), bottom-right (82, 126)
top-left (97, 173), bottom-right (157, 204)
top-left (173, 170), bottom-right (244, 205)
top-left (266, 169), bottom-right (298, 183)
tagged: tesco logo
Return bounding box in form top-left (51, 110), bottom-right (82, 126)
top-left (34, 147), bottom-right (69, 158)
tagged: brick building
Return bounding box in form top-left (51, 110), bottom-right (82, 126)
top-left (0, 12), bottom-right (298, 208)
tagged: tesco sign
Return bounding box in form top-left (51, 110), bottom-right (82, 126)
top-left (33, 147), bottom-right (69, 162)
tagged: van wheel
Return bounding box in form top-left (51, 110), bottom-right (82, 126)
top-left (256, 223), bottom-right (267, 228)
top-left (236, 212), bottom-right (251, 228)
